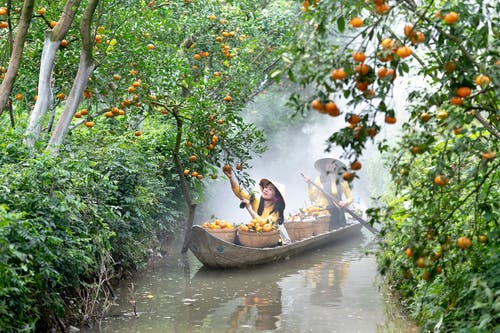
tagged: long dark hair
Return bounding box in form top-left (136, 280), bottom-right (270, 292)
top-left (256, 192), bottom-right (286, 225)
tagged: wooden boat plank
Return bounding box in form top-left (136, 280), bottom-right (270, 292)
top-left (188, 222), bottom-right (363, 268)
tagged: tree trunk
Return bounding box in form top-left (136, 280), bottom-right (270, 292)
top-left (24, 0), bottom-right (82, 148)
top-left (0, 0), bottom-right (35, 118)
top-left (47, 0), bottom-right (99, 152)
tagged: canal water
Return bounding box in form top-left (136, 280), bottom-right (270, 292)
top-left (82, 229), bottom-right (418, 333)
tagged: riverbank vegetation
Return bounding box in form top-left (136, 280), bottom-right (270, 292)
top-left (0, 0), bottom-right (298, 330)
top-left (1, 0), bottom-right (498, 332)
top-left (284, 0), bottom-right (498, 332)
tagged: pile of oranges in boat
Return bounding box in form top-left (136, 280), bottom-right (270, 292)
top-left (300, 205), bottom-right (330, 218)
top-left (201, 219), bottom-right (235, 230)
top-left (238, 218), bottom-right (276, 233)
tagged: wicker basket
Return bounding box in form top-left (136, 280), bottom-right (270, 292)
top-left (312, 219), bottom-right (330, 235)
top-left (237, 230), bottom-right (279, 248)
top-left (204, 227), bottom-right (237, 243)
top-left (317, 215), bottom-right (330, 223)
top-left (284, 221), bottom-right (314, 241)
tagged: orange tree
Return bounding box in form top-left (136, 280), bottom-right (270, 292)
top-left (0, 0), bottom-right (299, 330)
top-left (283, 0), bottom-right (498, 331)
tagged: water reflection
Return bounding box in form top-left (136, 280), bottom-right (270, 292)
top-left (82, 229), bottom-right (417, 333)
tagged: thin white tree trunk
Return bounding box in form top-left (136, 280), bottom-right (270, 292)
top-left (24, 33), bottom-right (59, 147)
top-left (47, 59), bottom-right (96, 152)
top-left (23, 0), bottom-right (81, 148)
top-left (47, 0), bottom-right (100, 153)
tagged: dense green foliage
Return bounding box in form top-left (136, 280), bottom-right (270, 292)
top-left (1, 0), bottom-right (299, 330)
top-left (0, 127), bottom-right (183, 331)
top-left (283, 0), bottom-right (499, 331)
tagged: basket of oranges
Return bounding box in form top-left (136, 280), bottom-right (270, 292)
top-left (284, 214), bottom-right (314, 241)
top-left (237, 218), bottom-right (279, 248)
top-left (201, 219), bottom-right (237, 243)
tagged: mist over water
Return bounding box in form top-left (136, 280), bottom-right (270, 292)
top-left (197, 84), bottom-right (405, 225)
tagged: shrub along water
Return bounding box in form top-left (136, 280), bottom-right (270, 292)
top-left (0, 129), bottom-right (184, 331)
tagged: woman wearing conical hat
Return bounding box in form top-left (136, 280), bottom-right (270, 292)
top-left (223, 167), bottom-right (286, 226)
top-left (306, 158), bottom-right (353, 229)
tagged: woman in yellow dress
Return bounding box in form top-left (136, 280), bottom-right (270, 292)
top-left (306, 158), bottom-right (353, 229)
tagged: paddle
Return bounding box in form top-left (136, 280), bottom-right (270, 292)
top-left (301, 173), bottom-right (379, 235)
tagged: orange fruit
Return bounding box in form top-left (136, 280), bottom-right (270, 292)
top-left (380, 38), bottom-right (394, 49)
top-left (236, 163), bottom-right (242, 171)
top-left (355, 82), bottom-right (368, 92)
top-left (416, 257), bottom-right (426, 268)
top-left (405, 247), bottom-right (413, 258)
top-left (350, 160), bottom-right (362, 170)
top-left (480, 151), bottom-right (495, 161)
top-left (184, 141), bottom-right (192, 147)
top-left (210, 174), bottom-right (218, 179)
top-left (193, 53), bottom-right (201, 60)
top-left (183, 169), bottom-right (190, 176)
top-left (444, 62), bottom-right (456, 73)
top-left (84, 121), bottom-right (94, 127)
top-left (478, 235), bottom-right (488, 243)
top-left (60, 39), bottom-right (68, 47)
top-left (385, 115), bottom-right (397, 124)
top-left (457, 236), bottom-right (472, 249)
top-left (355, 64), bottom-right (371, 75)
top-left (475, 75), bottom-right (490, 87)
top-left (404, 25), bottom-right (414, 37)
top-left (422, 271), bottom-right (430, 281)
top-left (436, 266), bottom-right (442, 274)
top-left (385, 68), bottom-right (396, 80)
top-left (350, 17), bottom-right (363, 28)
top-left (147, 43), bottom-right (155, 50)
top-left (222, 164), bottom-right (231, 172)
top-left (95, 35), bottom-right (103, 43)
top-left (450, 96), bottom-right (462, 105)
top-left (434, 175), bottom-right (449, 186)
top-left (444, 11), bottom-right (459, 24)
top-left (347, 114), bottom-right (361, 125)
top-left (223, 95), bottom-right (232, 102)
top-left (342, 171), bottom-right (355, 181)
top-left (191, 171), bottom-right (199, 177)
top-left (375, 3), bottom-right (390, 14)
top-left (132, 80), bottom-right (141, 87)
top-left (262, 223), bottom-right (272, 232)
top-left (377, 67), bottom-right (388, 79)
top-left (324, 101), bottom-right (340, 116)
top-left (56, 92), bottom-right (65, 100)
top-left (134, 130), bottom-right (142, 136)
top-left (49, 21), bottom-right (57, 28)
top-left (414, 31), bottom-right (425, 44)
top-left (311, 99), bottom-right (324, 112)
top-left (113, 74), bottom-right (121, 80)
top-left (80, 109), bottom-right (88, 115)
top-left (436, 110), bottom-right (448, 120)
top-left (0, 7), bottom-right (8, 15)
top-left (197, 174), bottom-right (204, 180)
top-left (420, 112), bottom-right (431, 122)
top-left (188, 155), bottom-right (197, 162)
top-left (104, 111), bottom-right (113, 118)
top-left (396, 46), bottom-right (412, 58)
top-left (456, 87), bottom-right (471, 98)
top-left (74, 112), bottom-right (82, 118)
top-left (352, 51), bottom-right (366, 62)
top-left (15, 93), bottom-right (23, 100)
top-left (367, 127), bottom-right (378, 137)
top-left (331, 68), bottom-right (346, 80)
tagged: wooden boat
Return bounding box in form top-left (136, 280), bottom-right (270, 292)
top-left (188, 221), bottom-right (363, 269)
